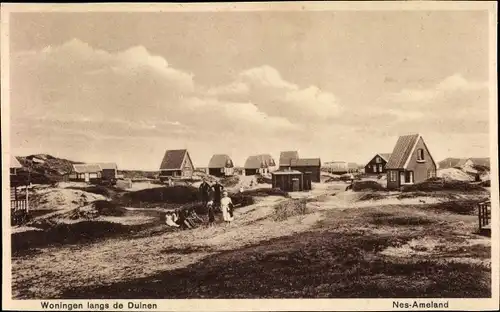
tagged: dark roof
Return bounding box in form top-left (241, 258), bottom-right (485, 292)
top-left (291, 158), bottom-right (321, 167)
top-left (160, 149), bottom-right (188, 170)
top-left (386, 134), bottom-right (420, 169)
top-left (244, 154), bottom-right (276, 169)
top-left (469, 157), bottom-right (490, 168)
top-left (73, 164), bottom-right (102, 173)
top-left (208, 154), bottom-right (233, 168)
top-left (11, 155), bottom-right (22, 169)
top-left (279, 151), bottom-right (299, 166)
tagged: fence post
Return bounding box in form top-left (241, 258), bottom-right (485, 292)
top-left (478, 202), bottom-right (483, 229)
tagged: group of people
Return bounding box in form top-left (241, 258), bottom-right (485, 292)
top-left (165, 207), bottom-right (204, 229)
top-left (165, 178), bottom-right (236, 230)
top-left (199, 179), bottom-right (235, 226)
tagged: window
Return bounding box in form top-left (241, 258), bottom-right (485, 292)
top-left (427, 169), bottom-right (436, 179)
top-left (10, 168), bottom-right (16, 175)
top-left (378, 164), bottom-right (383, 172)
top-left (373, 166), bottom-right (377, 173)
top-left (376, 157), bottom-right (381, 164)
top-left (390, 171), bottom-right (397, 182)
top-left (417, 149), bottom-right (425, 161)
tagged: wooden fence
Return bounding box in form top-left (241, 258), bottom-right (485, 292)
top-left (478, 200), bottom-right (491, 232)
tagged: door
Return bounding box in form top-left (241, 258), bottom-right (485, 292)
top-left (84, 173), bottom-right (90, 182)
top-left (399, 172), bottom-right (405, 185)
top-left (292, 178), bottom-right (300, 192)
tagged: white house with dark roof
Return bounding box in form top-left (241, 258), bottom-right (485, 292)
top-left (208, 154), bottom-right (234, 177)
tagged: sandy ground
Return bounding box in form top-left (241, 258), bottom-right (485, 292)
top-left (10, 181), bottom-right (491, 299)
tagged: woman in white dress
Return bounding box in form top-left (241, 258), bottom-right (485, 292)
top-left (220, 191), bottom-right (234, 225)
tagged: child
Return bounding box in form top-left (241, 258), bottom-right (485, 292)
top-left (165, 211), bottom-right (180, 228)
top-left (220, 191), bottom-right (234, 225)
top-left (207, 200), bottom-right (216, 226)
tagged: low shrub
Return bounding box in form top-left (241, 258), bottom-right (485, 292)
top-left (241, 188), bottom-right (289, 197)
top-left (256, 175), bottom-right (272, 184)
top-left (352, 181), bottom-right (385, 192)
top-left (67, 186), bottom-right (111, 197)
top-left (359, 193), bottom-right (386, 201)
top-left (220, 176), bottom-right (240, 187)
top-left (123, 186), bottom-right (199, 204)
top-left (273, 198), bottom-right (309, 221)
top-left (428, 199), bottom-right (484, 215)
top-left (401, 180), bottom-right (484, 192)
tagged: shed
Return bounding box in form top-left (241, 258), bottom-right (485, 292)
top-left (290, 158), bottom-right (321, 182)
top-left (97, 163), bottom-right (118, 180)
top-left (364, 153), bottom-right (392, 175)
top-left (271, 170), bottom-right (311, 192)
top-left (208, 154), bottom-right (234, 177)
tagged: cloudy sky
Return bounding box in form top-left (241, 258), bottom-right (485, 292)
top-left (8, 10), bottom-right (491, 170)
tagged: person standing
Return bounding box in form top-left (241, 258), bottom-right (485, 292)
top-left (207, 200), bottom-right (216, 226)
top-left (221, 191), bottom-right (234, 226)
top-left (199, 178), bottom-right (211, 207)
top-left (212, 180), bottom-right (224, 210)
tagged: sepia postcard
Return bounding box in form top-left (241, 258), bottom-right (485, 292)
top-left (1, 1), bottom-right (498, 311)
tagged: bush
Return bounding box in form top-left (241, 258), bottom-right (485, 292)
top-left (273, 198), bottom-right (309, 221)
top-left (428, 199), bottom-right (484, 215)
top-left (401, 180), bottom-right (485, 192)
top-left (230, 194), bottom-right (255, 207)
top-left (352, 181), bottom-right (384, 192)
top-left (241, 188), bottom-right (289, 197)
top-left (123, 186), bottom-right (199, 204)
top-left (94, 200), bottom-right (127, 216)
top-left (359, 193), bottom-right (386, 201)
top-left (67, 186), bottom-right (110, 197)
top-left (220, 175), bottom-right (240, 187)
top-left (256, 175), bottom-right (272, 184)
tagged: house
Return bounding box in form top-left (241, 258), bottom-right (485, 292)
top-left (70, 164), bottom-right (103, 183)
top-left (290, 158), bottom-right (321, 182)
top-left (97, 163), bottom-right (118, 180)
top-left (271, 170), bottom-right (311, 192)
top-left (244, 154), bottom-right (276, 176)
top-left (386, 134), bottom-right (437, 190)
top-left (208, 154), bottom-right (235, 177)
top-left (159, 149), bottom-right (194, 180)
top-left (364, 153), bottom-right (392, 175)
top-left (279, 151), bottom-right (299, 170)
top-left (324, 161), bottom-right (349, 174)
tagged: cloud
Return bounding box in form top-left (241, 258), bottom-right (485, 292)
top-left (207, 65), bottom-right (342, 122)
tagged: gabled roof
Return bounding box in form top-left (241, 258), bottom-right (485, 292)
top-left (97, 163), bottom-right (118, 170)
top-left (244, 154), bottom-right (276, 169)
top-left (208, 154), bottom-right (234, 168)
top-left (11, 155), bottom-right (23, 169)
top-left (272, 170), bottom-right (303, 175)
top-left (386, 134), bottom-right (420, 169)
top-left (160, 149), bottom-right (189, 170)
top-left (279, 151), bottom-right (299, 166)
top-left (290, 158), bottom-right (321, 167)
top-left (73, 164), bottom-right (102, 173)
top-left (468, 157), bottom-right (490, 168)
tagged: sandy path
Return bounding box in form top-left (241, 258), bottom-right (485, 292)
top-left (11, 195), bottom-right (323, 299)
